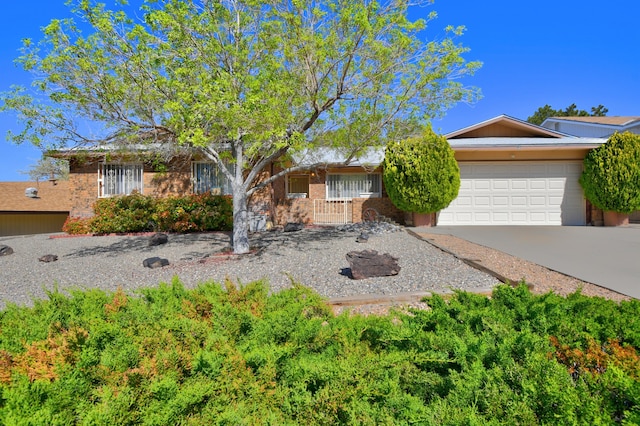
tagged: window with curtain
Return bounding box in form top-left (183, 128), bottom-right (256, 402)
top-left (326, 173), bottom-right (381, 199)
top-left (99, 163), bottom-right (143, 197)
top-left (192, 162), bottom-right (233, 195)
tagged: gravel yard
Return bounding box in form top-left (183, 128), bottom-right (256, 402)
top-left (0, 226), bottom-right (500, 309)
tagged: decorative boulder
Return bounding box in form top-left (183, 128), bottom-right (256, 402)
top-left (143, 257), bottom-right (170, 269)
top-left (39, 254), bottom-right (58, 263)
top-left (0, 245), bottom-right (14, 256)
top-left (149, 233), bottom-right (169, 246)
top-left (345, 249), bottom-right (400, 280)
top-left (284, 222), bottom-right (304, 232)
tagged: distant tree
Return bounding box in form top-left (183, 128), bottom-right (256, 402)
top-left (383, 129), bottom-right (460, 214)
top-left (20, 156), bottom-right (69, 182)
top-left (527, 104), bottom-right (608, 125)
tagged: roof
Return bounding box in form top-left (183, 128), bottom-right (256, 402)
top-left (445, 115), bottom-right (571, 139)
top-left (293, 147), bottom-right (385, 167)
top-left (0, 181), bottom-right (72, 212)
top-left (545, 116), bottom-right (640, 126)
top-left (448, 137), bottom-right (606, 149)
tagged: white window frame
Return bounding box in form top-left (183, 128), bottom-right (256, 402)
top-left (192, 161), bottom-right (233, 195)
top-left (98, 163), bottom-right (144, 198)
top-left (326, 173), bottom-right (381, 200)
top-left (286, 174), bottom-right (309, 199)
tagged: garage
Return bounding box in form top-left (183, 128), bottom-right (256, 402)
top-left (437, 161), bottom-right (586, 226)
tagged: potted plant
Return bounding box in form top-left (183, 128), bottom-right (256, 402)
top-left (579, 132), bottom-right (640, 226)
top-left (382, 128), bottom-right (460, 227)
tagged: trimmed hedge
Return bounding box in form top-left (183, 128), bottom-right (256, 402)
top-left (580, 132), bottom-right (640, 214)
top-left (0, 282), bottom-right (638, 424)
top-left (383, 129), bottom-right (460, 214)
top-left (63, 193), bottom-right (233, 234)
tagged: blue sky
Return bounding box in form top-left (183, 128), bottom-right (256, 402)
top-left (1, 0), bottom-right (638, 181)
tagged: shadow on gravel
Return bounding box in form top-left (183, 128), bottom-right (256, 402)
top-left (251, 227), bottom-right (351, 256)
top-left (62, 228), bottom-right (350, 259)
top-left (63, 232), bottom-right (233, 259)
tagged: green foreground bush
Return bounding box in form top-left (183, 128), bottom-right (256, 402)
top-left (63, 193), bottom-right (233, 234)
top-left (0, 282), bottom-right (639, 425)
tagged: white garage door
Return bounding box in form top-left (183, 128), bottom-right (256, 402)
top-left (438, 161), bottom-right (586, 225)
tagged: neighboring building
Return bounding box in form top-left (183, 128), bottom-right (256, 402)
top-left (540, 116), bottom-right (640, 138)
top-left (0, 180), bottom-right (71, 237)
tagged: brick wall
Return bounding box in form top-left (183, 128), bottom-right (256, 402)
top-left (352, 198), bottom-right (404, 223)
top-left (272, 167), bottom-right (404, 226)
top-left (68, 158), bottom-right (193, 217)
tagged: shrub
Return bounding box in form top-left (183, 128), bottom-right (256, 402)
top-left (580, 132), bottom-right (640, 213)
top-left (0, 282), bottom-right (638, 424)
top-left (383, 128), bottom-right (460, 213)
top-left (61, 216), bottom-right (92, 235)
top-left (64, 193), bottom-right (233, 235)
top-left (154, 193), bottom-right (233, 233)
top-left (90, 191), bottom-right (156, 233)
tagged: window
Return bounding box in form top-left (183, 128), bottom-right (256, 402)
top-left (99, 163), bottom-right (143, 197)
top-left (326, 173), bottom-right (381, 199)
top-left (192, 162), bottom-right (233, 195)
top-left (287, 175), bottom-right (309, 198)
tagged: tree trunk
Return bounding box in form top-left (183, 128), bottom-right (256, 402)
top-left (232, 187), bottom-right (250, 254)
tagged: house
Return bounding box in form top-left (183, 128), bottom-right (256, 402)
top-left (50, 146), bottom-right (405, 228)
top-left (0, 180), bottom-right (71, 237)
top-left (439, 115), bottom-right (606, 226)
top-left (52, 115), bottom-right (620, 229)
top-left (271, 148), bottom-right (404, 226)
top-left (540, 116), bottom-right (640, 138)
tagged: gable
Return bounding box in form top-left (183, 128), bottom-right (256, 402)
top-left (446, 115), bottom-right (568, 139)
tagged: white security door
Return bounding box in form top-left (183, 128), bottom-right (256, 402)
top-left (437, 161), bottom-right (586, 225)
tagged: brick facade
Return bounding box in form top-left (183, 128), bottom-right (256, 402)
top-left (67, 158), bottom-right (192, 217)
top-left (272, 166), bottom-right (404, 225)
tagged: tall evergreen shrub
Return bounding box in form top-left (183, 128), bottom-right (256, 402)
top-left (382, 129), bottom-right (460, 213)
top-left (580, 132), bottom-right (640, 213)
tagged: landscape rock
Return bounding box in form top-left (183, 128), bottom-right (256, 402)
top-left (337, 220), bottom-right (402, 235)
top-left (143, 257), bottom-right (170, 269)
top-left (345, 249), bottom-right (400, 280)
top-left (284, 222), bottom-right (304, 232)
top-left (149, 233), bottom-right (169, 246)
top-left (38, 254), bottom-right (58, 263)
top-left (0, 245), bottom-right (14, 256)
top-left (356, 233), bottom-right (369, 243)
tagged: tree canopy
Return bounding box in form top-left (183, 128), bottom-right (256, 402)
top-left (527, 104), bottom-right (608, 126)
top-left (1, 0), bottom-right (481, 253)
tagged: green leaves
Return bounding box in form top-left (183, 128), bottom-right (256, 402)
top-left (383, 128), bottom-right (460, 213)
top-left (1, 282), bottom-right (639, 423)
top-left (580, 132), bottom-right (640, 213)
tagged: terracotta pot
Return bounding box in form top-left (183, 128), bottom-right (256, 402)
top-left (603, 211), bottom-right (629, 227)
top-left (412, 212), bottom-right (435, 227)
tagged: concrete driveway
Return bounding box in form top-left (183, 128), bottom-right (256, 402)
top-left (416, 226), bottom-right (640, 299)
